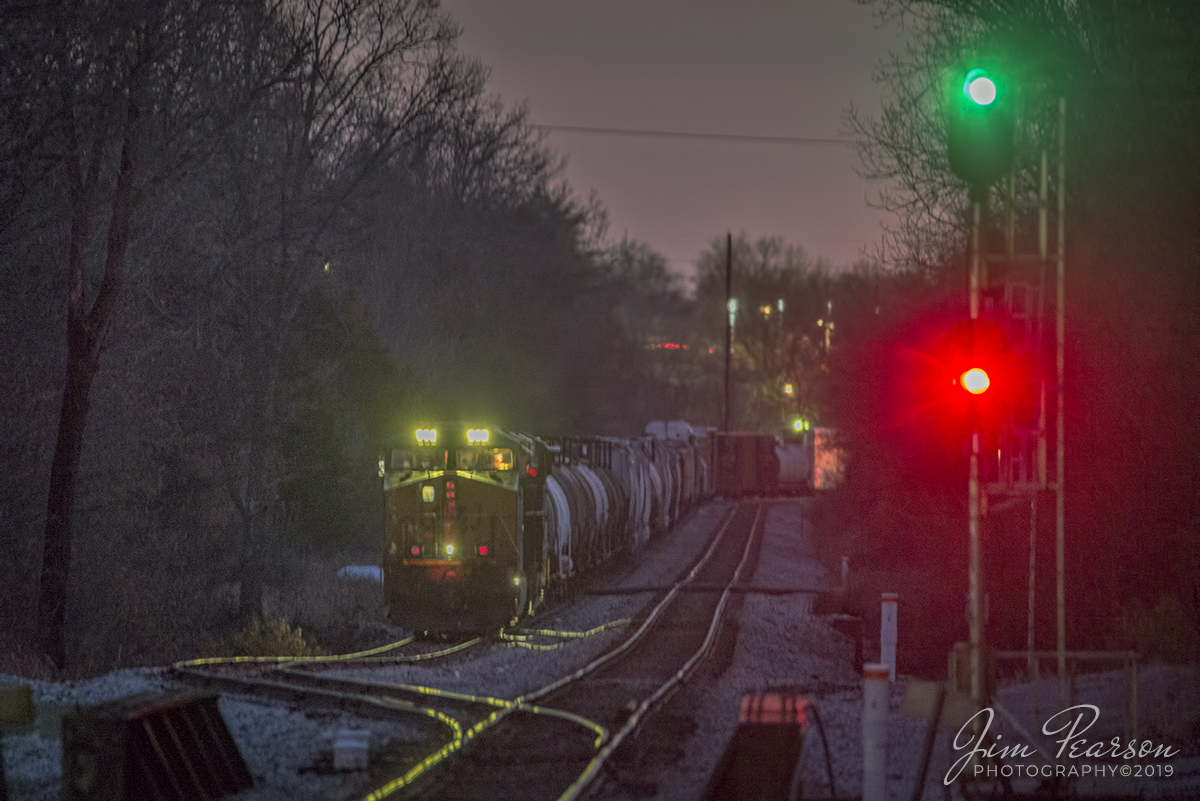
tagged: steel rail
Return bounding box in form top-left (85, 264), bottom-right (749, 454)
top-left (356, 503), bottom-right (744, 800)
top-left (521, 503), bottom-right (743, 706)
top-left (176, 503), bottom-right (746, 801)
top-left (555, 503), bottom-right (765, 800)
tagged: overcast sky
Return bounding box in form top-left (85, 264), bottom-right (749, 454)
top-left (437, 0), bottom-right (906, 276)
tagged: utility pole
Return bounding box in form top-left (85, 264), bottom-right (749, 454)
top-left (724, 232), bottom-right (733, 433)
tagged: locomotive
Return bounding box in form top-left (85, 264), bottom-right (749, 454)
top-left (380, 421), bottom-right (814, 634)
top-left (381, 422), bottom-right (710, 633)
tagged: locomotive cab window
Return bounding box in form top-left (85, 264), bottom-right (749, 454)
top-left (491, 448), bottom-right (514, 470)
top-left (456, 447), bottom-right (514, 471)
top-left (392, 448), bottom-right (445, 471)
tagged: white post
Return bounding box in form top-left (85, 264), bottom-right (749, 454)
top-left (863, 663), bottom-right (889, 801)
top-left (880, 592), bottom-right (898, 682)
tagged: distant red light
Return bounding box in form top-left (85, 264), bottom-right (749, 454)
top-left (410, 545), bottom-right (420, 556)
top-left (478, 545), bottom-right (488, 556)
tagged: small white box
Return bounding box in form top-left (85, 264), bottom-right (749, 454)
top-left (333, 728), bottom-right (370, 771)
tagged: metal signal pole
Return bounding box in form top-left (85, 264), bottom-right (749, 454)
top-left (1056, 96), bottom-right (1067, 709)
top-left (968, 192), bottom-right (984, 708)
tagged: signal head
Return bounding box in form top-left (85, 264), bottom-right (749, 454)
top-left (948, 65), bottom-right (1014, 187)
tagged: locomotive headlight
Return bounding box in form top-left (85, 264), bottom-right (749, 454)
top-left (415, 428), bottom-right (437, 444)
top-left (466, 428), bottom-right (489, 443)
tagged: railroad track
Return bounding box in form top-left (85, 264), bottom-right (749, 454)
top-left (168, 501), bottom-right (764, 800)
top-left (397, 501), bottom-right (764, 800)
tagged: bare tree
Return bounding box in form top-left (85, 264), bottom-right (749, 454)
top-left (194, 0), bottom-right (510, 618)
top-left (0, 0), bottom-right (300, 668)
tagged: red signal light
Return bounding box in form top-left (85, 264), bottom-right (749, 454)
top-left (959, 367), bottom-right (990, 395)
top-left (478, 545), bottom-right (488, 556)
top-left (915, 317), bottom-right (1019, 438)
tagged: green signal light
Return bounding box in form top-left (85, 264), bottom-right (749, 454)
top-left (963, 69), bottom-right (998, 106)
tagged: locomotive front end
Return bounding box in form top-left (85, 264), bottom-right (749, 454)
top-left (382, 425), bottom-right (529, 634)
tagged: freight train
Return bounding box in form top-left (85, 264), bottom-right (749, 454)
top-left (380, 421), bottom-right (814, 634)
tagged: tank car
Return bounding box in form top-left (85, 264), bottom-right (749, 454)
top-left (540, 429), bottom-right (706, 582)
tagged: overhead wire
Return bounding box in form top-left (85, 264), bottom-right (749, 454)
top-left (534, 123), bottom-right (861, 146)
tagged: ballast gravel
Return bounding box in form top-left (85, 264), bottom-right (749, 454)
top-left (4, 499), bottom-right (1199, 800)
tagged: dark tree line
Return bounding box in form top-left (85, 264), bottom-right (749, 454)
top-left (824, 0), bottom-right (1200, 672)
top-left (2, 0), bottom-right (314, 669)
top-left (0, 0), bottom-right (668, 671)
